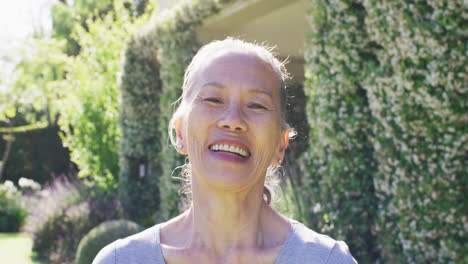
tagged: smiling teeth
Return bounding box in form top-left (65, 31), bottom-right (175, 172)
top-left (210, 144), bottom-right (249, 157)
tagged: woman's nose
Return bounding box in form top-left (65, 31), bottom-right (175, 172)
top-left (217, 105), bottom-right (247, 132)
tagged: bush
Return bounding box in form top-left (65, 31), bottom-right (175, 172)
top-left (23, 177), bottom-right (123, 263)
top-left (0, 181), bottom-right (27, 232)
top-left (75, 220), bottom-right (144, 264)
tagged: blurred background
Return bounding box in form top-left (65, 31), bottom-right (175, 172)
top-left (0, 0), bottom-right (466, 263)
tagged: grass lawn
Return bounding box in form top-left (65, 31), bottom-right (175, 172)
top-left (0, 233), bottom-right (47, 264)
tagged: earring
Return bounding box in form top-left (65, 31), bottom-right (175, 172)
top-left (177, 143), bottom-right (183, 149)
top-left (278, 159), bottom-right (282, 164)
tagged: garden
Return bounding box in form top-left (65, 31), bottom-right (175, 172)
top-left (0, 0), bottom-right (466, 263)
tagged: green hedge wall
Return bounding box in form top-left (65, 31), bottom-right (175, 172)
top-left (362, 1), bottom-right (467, 263)
top-left (119, 27), bottom-right (162, 226)
top-left (304, 0), bottom-right (467, 263)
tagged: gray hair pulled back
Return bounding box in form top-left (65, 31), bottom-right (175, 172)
top-left (169, 37), bottom-right (291, 205)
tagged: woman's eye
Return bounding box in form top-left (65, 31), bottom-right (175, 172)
top-left (204, 97), bottom-right (222, 104)
top-left (249, 103), bottom-right (267, 110)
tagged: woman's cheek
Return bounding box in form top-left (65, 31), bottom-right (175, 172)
top-left (186, 133), bottom-right (205, 163)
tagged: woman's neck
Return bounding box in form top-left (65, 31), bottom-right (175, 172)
top-left (187, 181), bottom-right (267, 256)
top-left (160, 175), bottom-right (291, 263)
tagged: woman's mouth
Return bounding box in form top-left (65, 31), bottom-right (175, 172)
top-left (209, 143), bottom-right (250, 158)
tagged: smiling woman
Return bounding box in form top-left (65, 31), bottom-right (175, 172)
top-left (94, 38), bottom-right (357, 264)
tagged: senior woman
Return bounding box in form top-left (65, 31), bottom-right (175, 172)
top-left (94, 38), bottom-right (357, 264)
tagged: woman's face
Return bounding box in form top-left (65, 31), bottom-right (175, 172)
top-left (178, 52), bottom-right (288, 192)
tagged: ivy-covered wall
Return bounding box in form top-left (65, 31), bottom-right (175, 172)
top-left (362, 1), bottom-right (467, 263)
top-left (304, 0), bottom-right (467, 263)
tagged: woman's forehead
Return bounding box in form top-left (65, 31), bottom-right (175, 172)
top-left (192, 52), bottom-right (279, 91)
top-left (200, 51), bottom-right (267, 71)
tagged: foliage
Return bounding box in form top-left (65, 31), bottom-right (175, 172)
top-left (303, 1), bottom-right (379, 262)
top-left (304, 0), bottom-right (467, 263)
top-left (23, 177), bottom-right (123, 264)
top-left (58, 0), bottom-right (152, 191)
top-left (51, 0), bottom-right (157, 56)
top-left (361, 1), bottom-right (467, 262)
top-left (0, 37), bottom-right (74, 188)
top-left (75, 219), bottom-right (144, 264)
top-left (0, 38), bottom-right (70, 124)
top-left (0, 181), bottom-right (27, 232)
top-left (51, 2), bottom-right (80, 56)
top-left (0, 0), bottom-right (157, 193)
top-left (118, 26), bottom-right (162, 225)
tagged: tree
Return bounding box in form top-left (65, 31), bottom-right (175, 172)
top-left (57, 0), bottom-right (154, 190)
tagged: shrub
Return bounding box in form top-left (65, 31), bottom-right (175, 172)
top-left (23, 177), bottom-right (123, 263)
top-left (75, 219), bottom-right (144, 264)
top-left (118, 31), bottom-right (162, 225)
top-left (0, 181), bottom-right (27, 232)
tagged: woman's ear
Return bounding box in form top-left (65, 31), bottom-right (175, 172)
top-left (174, 117), bottom-right (188, 155)
top-left (273, 129), bottom-right (290, 166)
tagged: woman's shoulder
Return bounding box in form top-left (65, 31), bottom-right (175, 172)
top-left (93, 224), bottom-right (165, 264)
top-left (276, 220), bottom-right (357, 264)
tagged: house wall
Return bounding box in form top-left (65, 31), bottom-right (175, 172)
top-left (196, 0), bottom-right (308, 84)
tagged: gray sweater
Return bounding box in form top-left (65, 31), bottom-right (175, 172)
top-left (93, 221), bottom-right (357, 263)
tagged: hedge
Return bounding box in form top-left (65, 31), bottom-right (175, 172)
top-left (304, 0), bottom-right (467, 263)
top-left (119, 27), bottom-right (162, 226)
top-left (362, 1), bottom-right (467, 262)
